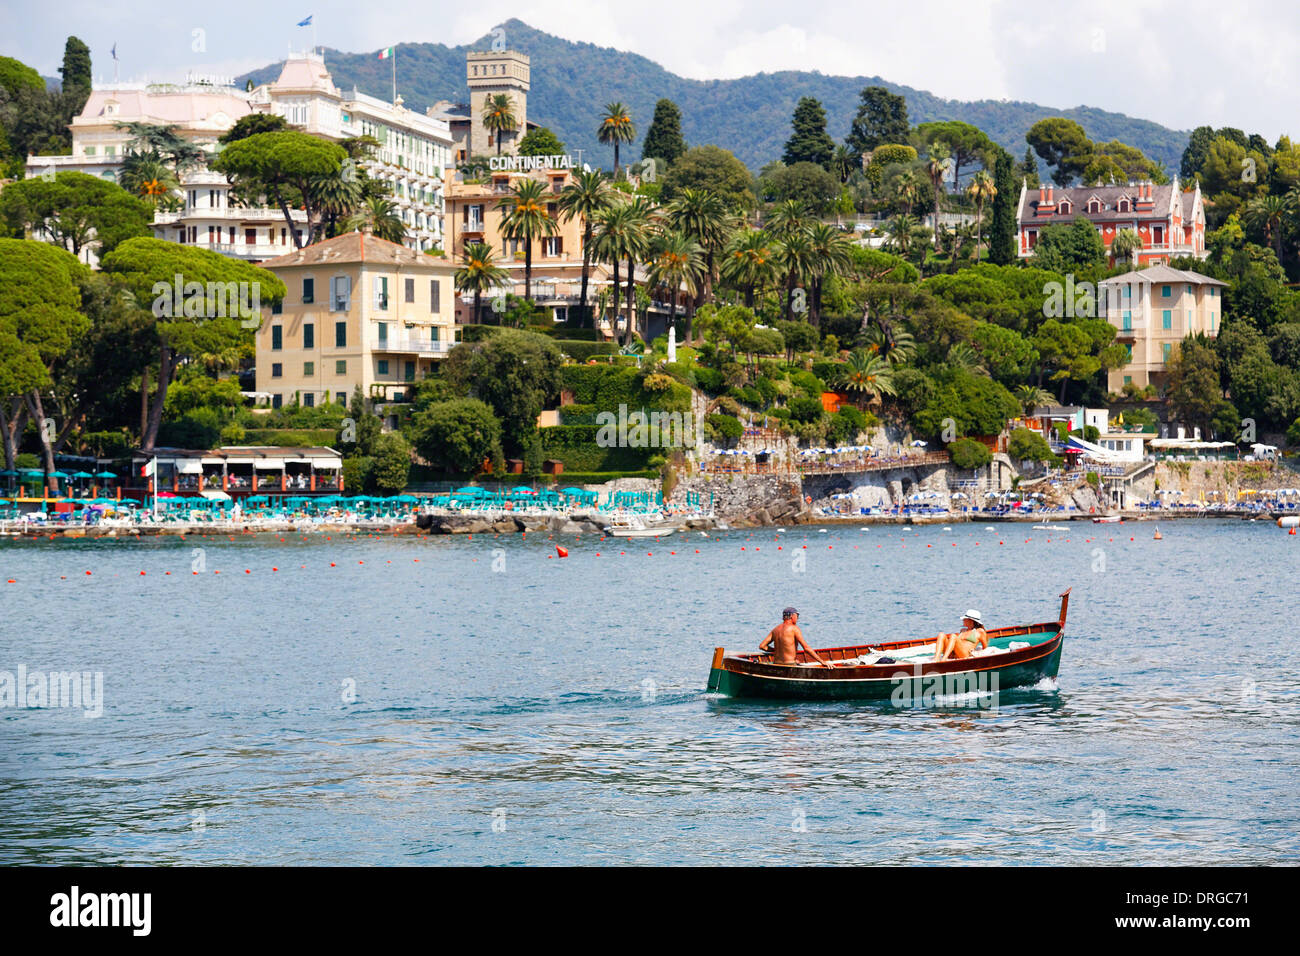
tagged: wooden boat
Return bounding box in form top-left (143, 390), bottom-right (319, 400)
top-left (1091, 515), bottom-right (1122, 524)
top-left (707, 590), bottom-right (1070, 701)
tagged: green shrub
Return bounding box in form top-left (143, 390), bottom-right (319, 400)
top-left (753, 376), bottom-right (778, 404)
top-left (705, 413), bottom-right (744, 444)
top-left (1007, 427), bottom-right (1054, 463)
top-left (948, 437), bottom-right (992, 469)
top-left (811, 361), bottom-right (839, 383)
top-left (790, 370), bottom-right (825, 395)
top-left (555, 340), bottom-right (617, 361)
top-left (460, 325), bottom-right (504, 343)
top-left (787, 395), bottom-right (825, 424)
top-left (694, 367), bottom-right (724, 394)
top-left (1085, 471), bottom-right (1100, 487)
top-left (242, 428), bottom-right (338, 447)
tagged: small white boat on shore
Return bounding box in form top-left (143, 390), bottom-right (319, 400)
top-left (604, 513), bottom-right (676, 538)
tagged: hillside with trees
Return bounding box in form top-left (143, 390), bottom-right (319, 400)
top-left (234, 19), bottom-right (1188, 174)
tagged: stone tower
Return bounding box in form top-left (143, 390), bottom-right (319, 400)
top-left (466, 50), bottom-right (529, 157)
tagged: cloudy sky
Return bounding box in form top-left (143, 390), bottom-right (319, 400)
top-left (5, 0), bottom-right (1298, 140)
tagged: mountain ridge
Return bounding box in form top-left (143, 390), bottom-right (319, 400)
top-left (235, 19), bottom-right (1190, 175)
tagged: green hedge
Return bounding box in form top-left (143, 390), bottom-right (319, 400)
top-left (555, 340), bottom-right (618, 361)
top-left (460, 325), bottom-right (504, 343)
top-left (538, 424), bottom-right (658, 472)
top-left (559, 364), bottom-right (691, 414)
top-left (239, 428), bottom-right (339, 447)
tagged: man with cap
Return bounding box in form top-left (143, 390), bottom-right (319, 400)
top-left (933, 610), bottom-right (989, 661)
top-left (759, 607), bottom-right (833, 667)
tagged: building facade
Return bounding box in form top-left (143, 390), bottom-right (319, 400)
top-left (255, 232), bottom-right (459, 414)
top-left (430, 50), bottom-right (531, 163)
top-left (1098, 264), bottom-right (1227, 392)
top-left (250, 51), bottom-right (452, 251)
top-left (151, 168), bottom-right (309, 260)
top-left (23, 80), bottom-right (257, 184)
top-left (1016, 178), bottom-right (1207, 266)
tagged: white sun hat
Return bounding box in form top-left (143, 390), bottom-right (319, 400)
top-left (962, 609), bottom-right (984, 627)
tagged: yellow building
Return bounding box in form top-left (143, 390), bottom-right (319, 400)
top-left (1099, 264), bottom-right (1228, 392)
top-left (255, 232), bottom-right (459, 413)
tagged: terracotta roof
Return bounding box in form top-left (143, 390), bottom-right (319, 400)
top-left (260, 232), bottom-right (449, 268)
top-left (74, 88), bottom-right (253, 129)
top-left (1099, 264), bottom-right (1227, 286)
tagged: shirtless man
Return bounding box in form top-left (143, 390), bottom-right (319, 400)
top-left (933, 609), bottom-right (989, 661)
top-left (760, 608), bottom-right (833, 667)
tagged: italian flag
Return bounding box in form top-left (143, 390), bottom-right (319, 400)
top-left (378, 47), bottom-right (392, 59)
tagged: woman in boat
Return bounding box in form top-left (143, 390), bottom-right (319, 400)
top-left (933, 610), bottom-right (989, 661)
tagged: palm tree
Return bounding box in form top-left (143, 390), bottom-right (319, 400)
top-left (894, 169), bottom-right (920, 216)
top-left (836, 351), bottom-right (897, 407)
top-left (119, 149), bottom-right (179, 207)
top-left (116, 121), bottom-right (204, 170)
top-left (805, 222), bottom-right (853, 328)
top-left (967, 170), bottom-right (996, 263)
top-left (1014, 385), bottom-right (1054, 418)
top-left (557, 168), bottom-right (613, 327)
top-left (593, 203), bottom-right (640, 344)
top-left (645, 231), bottom-right (705, 344)
top-left (831, 144), bottom-right (855, 184)
top-left (777, 229), bottom-right (817, 322)
top-left (344, 197), bottom-right (405, 243)
top-left (596, 102), bottom-right (636, 177)
top-left (481, 93), bottom-right (518, 156)
top-left (926, 144), bottom-right (951, 249)
top-left (862, 325), bottom-right (915, 365)
top-left (621, 197), bottom-right (657, 339)
top-left (311, 167), bottom-right (364, 239)
top-left (720, 228), bottom-right (777, 309)
top-left (883, 214), bottom-right (920, 258)
top-left (1109, 228), bottom-right (1143, 268)
top-left (496, 178), bottom-right (558, 303)
top-left (664, 187), bottom-right (731, 317)
top-left (946, 341), bottom-right (987, 376)
top-left (456, 241), bottom-right (510, 325)
top-left (1244, 193), bottom-right (1295, 261)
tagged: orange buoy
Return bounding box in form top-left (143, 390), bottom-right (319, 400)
top-left (1153, 528), bottom-right (1163, 540)
top-left (555, 546), bottom-right (568, 558)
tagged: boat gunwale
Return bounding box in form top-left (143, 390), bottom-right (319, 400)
top-left (714, 590), bottom-right (1070, 684)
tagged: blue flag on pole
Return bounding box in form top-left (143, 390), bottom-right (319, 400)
top-left (297, 15), bottom-right (313, 26)
top-left (111, 43), bottom-right (118, 60)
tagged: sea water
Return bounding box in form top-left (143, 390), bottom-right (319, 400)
top-left (1, 520), bottom-right (1295, 864)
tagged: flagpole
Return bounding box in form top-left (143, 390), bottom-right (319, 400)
top-left (392, 45), bottom-right (396, 104)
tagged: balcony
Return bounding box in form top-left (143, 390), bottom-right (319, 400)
top-left (374, 335), bottom-right (457, 356)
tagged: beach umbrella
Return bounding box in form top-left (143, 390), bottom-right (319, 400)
top-left (911, 440), bottom-right (927, 447)
top-left (94, 470), bottom-right (117, 479)
top-left (50, 470), bottom-right (70, 479)
top-left (20, 468), bottom-right (43, 477)
top-left (72, 471), bottom-right (94, 479)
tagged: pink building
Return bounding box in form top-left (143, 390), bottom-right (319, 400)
top-left (1016, 178), bottom-right (1207, 266)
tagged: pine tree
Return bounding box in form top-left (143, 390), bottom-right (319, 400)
top-left (642, 98), bottom-right (686, 167)
top-left (782, 97), bottom-right (836, 169)
top-left (845, 86), bottom-right (909, 161)
top-left (59, 37), bottom-right (92, 120)
top-left (1017, 147), bottom-right (1040, 189)
top-left (988, 149), bottom-right (1017, 265)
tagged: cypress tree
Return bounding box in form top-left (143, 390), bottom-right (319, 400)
top-left (782, 96), bottom-right (836, 169)
top-left (988, 149), bottom-right (1018, 265)
top-left (642, 98), bottom-right (686, 167)
top-left (59, 37), bottom-right (92, 119)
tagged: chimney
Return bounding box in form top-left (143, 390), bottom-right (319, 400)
top-left (1046, 185), bottom-right (1053, 203)
top-left (1038, 184), bottom-right (1047, 204)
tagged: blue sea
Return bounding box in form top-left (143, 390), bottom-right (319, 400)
top-left (1, 519), bottom-right (1296, 864)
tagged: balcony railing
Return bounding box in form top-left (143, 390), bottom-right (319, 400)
top-left (374, 335), bottom-right (456, 355)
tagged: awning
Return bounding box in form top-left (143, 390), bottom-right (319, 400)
top-left (255, 462), bottom-right (285, 470)
top-left (178, 461), bottom-right (203, 474)
top-left (200, 490), bottom-right (232, 501)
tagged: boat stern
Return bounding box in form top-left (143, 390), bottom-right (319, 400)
top-left (707, 647), bottom-right (726, 693)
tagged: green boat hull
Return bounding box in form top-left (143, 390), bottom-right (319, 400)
top-left (707, 638), bottom-right (1063, 702)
